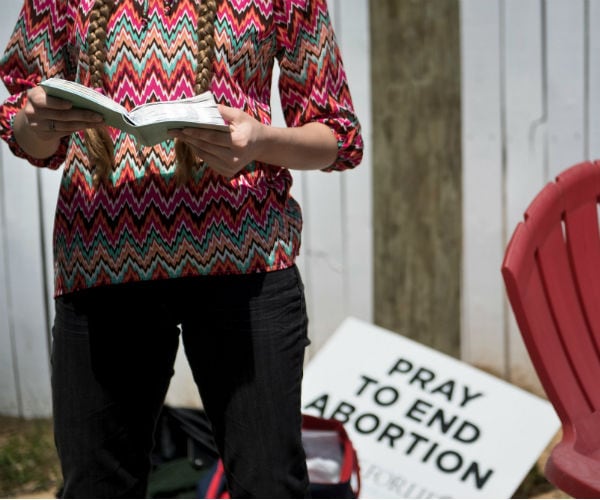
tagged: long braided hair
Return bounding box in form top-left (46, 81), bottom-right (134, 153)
top-left (85, 0), bottom-right (218, 184)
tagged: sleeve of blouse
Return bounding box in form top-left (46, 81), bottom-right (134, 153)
top-left (274, 0), bottom-right (363, 172)
top-left (0, 0), bottom-right (72, 169)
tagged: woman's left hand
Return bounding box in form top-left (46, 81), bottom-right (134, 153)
top-left (169, 104), bottom-right (264, 178)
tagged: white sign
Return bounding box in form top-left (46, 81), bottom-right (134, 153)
top-left (301, 318), bottom-right (560, 499)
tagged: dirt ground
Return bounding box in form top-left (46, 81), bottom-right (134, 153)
top-left (517, 432), bottom-right (570, 499)
top-left (0, 416), bottom-right (61, 499)
top-left (0, 416), bottom-right (571, 499)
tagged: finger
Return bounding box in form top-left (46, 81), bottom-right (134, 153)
top-left (169, 129), bottom-right (236, 164)
top-left (26, 122), bottom-right (64, 141)
top-left (44, 95), bottom-right (74, 110)
top-left (197, 150), bottom-right (244, 178)
top-left (30, 105), bottom-right (104, 128)
top-left (51, 120), bottom-right (106, 133)
top-left (28, 88), bottom-right (73, 110)
top-left (168, 131), bottom-right (221, 154)
top-left (27, 117), bottom-right (103, 139)
top-left (43, 109), bottom-right (104, 124)
top-left (178, 127), bottom-right (232, 147)
top-left (187, 141), bottom-right (232, 165)
top-left (217, 104), bottom-right (240, 123)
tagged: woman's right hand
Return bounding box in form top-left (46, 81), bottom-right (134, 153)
top-left (14, 85), bottom-right (104, 159)
top-left (21, 85), bottom-right (104, 139)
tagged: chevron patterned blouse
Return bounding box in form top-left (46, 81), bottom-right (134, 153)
top-left (0, 0), bottom-right (362, 297)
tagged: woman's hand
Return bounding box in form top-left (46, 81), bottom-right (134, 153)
top-left (14, 85), bottom-right (104, 158)
top-left (170, 103), bottom-right (338, 176)
top-left (169, 104), bottom-right (265, 178)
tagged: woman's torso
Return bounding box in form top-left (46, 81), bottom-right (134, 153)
top-left (54, 0), bottom-right (302, 296)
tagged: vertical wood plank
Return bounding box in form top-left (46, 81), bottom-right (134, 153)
top-left (3, 151), bottom-right (52, 418)
top-left (0, 0), bottom-right (52, 417)
top-left (546, 0), bottom-right (586, 178)
top-left (40, 168), bottom-right (62, 337)
top-left (460, 0), bottom-right (506, 375)
top-left (373, 0), bottom-right (461, 357)
top-left (587, 0), bottom-right (600, 158)
top-left (0, 0), bottom-right (25, 419)
top-left (503, 0), bottom-right (546, 392)
top-left (0, 145), bottom-right (19, 416)
top-left (301, 173), bottom-right (345, 354)
top-left (337, 0), bottom-right (373, 325)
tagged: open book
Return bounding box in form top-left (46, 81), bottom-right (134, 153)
top-left (40, 78), bottom-right (229, 146)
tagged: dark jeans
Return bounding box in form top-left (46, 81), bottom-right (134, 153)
top-left (51, 266), bottom-right (311, 499)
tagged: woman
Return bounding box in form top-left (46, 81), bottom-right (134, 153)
top-left (0, 0), bottom-right (363, 497)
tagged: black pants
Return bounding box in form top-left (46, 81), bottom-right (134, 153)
top-left (51, 266), bottom-right (311, 499)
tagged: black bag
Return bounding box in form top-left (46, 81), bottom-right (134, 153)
top-left (198, 414), bottom-right (361, 499)
top-left (149, 406), bottom-right (219, 499)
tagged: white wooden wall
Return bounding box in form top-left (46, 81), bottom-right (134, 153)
top-left (461, 0), bottom-right (600, 393)
top-left (0, 0), bottom-right (373, 417)
top-left (10, 0), bottom-right (592, 416)
top-left (0, 0), bottom-right (60, 418)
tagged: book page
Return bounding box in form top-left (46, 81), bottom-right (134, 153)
top-left (40, 79), bottom-right (228, 145)
top-left (128, 93), bottom-right (224, 127)
top-left (41, 79), bottom-right (127, 116)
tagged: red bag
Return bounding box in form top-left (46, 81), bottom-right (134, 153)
top-left (199, 414), bottom-right (361, 498)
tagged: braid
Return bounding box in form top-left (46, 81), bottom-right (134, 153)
top-left (175, 0), bottom-right (217, 184)
top-left (84, 0), bottom-right (217, 185)
top-left (86, 0), bottom-right (115, 185)
top-left (194, 0), bottom-right (217, 94)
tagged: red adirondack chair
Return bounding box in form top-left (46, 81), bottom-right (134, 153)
top-left (502, 160), bottom-right (600, 498)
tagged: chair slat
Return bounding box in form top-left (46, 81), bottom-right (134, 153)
top-left (536, 225), bottom-right (600, 411)
top-left (557, 163), bottom-right (600, 390)
top-left (503, 223), bottom-right (591, 423)
top-left (563, 203), bottom-right (600, 357)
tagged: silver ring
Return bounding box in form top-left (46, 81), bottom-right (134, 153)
top-left (49, 120), bottom-right (55, 131)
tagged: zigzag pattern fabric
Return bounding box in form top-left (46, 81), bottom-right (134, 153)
top-left (0, 0), bottom-right (362, 296)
